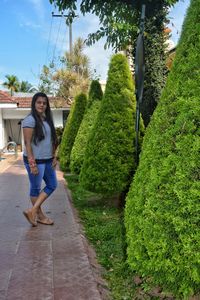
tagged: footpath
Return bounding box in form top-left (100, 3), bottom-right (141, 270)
top-left (0, 156), bottom-right (105, 300)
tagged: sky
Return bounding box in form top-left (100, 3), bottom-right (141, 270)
top-left (0, 0), bottom-right (190, 89)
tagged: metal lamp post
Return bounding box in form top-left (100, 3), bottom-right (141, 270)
top-left (135, 4), bottom-right (146, 165)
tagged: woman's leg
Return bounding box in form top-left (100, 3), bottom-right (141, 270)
top-left (30, 196), bottom-right (47, 219)
top-left (23, 163), bottom-right (45, 225)
top-left (31, 161), bottom-right (57, 222)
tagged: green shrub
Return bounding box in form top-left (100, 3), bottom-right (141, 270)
top-left (80, 54), bottom-right (138, 195)
top-left (125, 0), bottom-right (200, 298)
top-left (70, 80), bottom-right (103, 174)
top-left (87, 80), bottom-right (103, 107)
top-left (58, 92), bottom-right (87, 170)
top-left (55, 126), bottom-right (64, 145)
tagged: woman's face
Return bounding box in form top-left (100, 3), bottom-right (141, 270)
top-left (35, 96), bottom-right (47, 115)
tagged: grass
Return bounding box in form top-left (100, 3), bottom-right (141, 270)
top-left (65, 174), bottom-right (137, 300)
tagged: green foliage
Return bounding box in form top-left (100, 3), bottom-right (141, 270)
top-left (125, 0), bottom-right (200, 298)
top-left (58, 93), bottom-right (87, 170)
top-left (55, 126), bottom-right (64, 145)
top-left (49, 1), bottom-right (177, 50)
top-left (140, 5), bottom-right (168, 127)
top-left (50, 1), bottom-right (178, 127)
top-left (80, 54), bottom-right (137, 195)
top-left (3, 74), bottom-right (20, 96)
top-left (70, 80), bottom-right (103, 174)
top-left (87, 80), bottom-right (103, 107)
top-left (50, 1), bottom-right (137, 50)
top-left (63, 37), bottom-right (90, 77)
top-left (66, 174), bottom-right (137, 300)
top-left (38, 65), bottom-right (53, 94)
top-left (19, 81), bottom-right (33, 92)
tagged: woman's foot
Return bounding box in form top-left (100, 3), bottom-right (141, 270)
top-left (37, 209), bottom-right (54, 224)
top-left (30, 198), bottom-right (47, 222)
top-left (23, 209), bottom-right (37, 226)
top-left (37, 217), bottom-right (54, 225)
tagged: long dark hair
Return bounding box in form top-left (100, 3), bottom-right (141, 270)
top-left (31, 92), bottom-right (57, 146)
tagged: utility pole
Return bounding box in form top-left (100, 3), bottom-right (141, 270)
top-left (135, 4), bottom-right (146, 165)
top-left (52, 12), bottom-right (78, 56)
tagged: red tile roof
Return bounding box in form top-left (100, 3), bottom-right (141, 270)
top-left (0, 91), bottom-right (16, 103)
top-left (0, 90), bottom-right (71, 108)
top-left (14, 96), bottom-right (70, 108)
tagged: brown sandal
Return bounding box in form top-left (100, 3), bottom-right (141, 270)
top-left (37, 217), bottom-right (54, 225)
top-left (23, 210), bottom-right (37, 226)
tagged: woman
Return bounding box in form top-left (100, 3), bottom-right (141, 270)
top-left (22, 92), bottom-right (58, 226)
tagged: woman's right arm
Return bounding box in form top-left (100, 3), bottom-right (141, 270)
top-left (23, 127), bottom-right (38, 175)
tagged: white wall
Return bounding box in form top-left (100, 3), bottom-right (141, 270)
top-left (52, 110), bottom-right (64, 127)
top-left (5, 119), bottom-right (22, 145)
top-left (2, 109), bottom-right (30, 120)
top-left (0, 108), bottom-right (68, 149)
top-left (0, 109), bottom-right (3, 149)
top-left (2, 108), bottom-right (65, 128)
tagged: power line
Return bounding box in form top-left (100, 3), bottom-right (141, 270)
top-left (52, 12), bottom-right (78, 56)
top-left (45, 14), bottom-right (54, 66)
top-left (52, 13), bottom-right (63, 64)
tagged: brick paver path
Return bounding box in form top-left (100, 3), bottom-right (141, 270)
top-left (0, 157), bottom-right (102, 300)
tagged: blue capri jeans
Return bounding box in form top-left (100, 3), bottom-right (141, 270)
top-left (24, 159), bottom-right (57, 197)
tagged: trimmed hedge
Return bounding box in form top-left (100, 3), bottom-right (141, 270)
top-left (125, 0), bottom-right (200, 298)
top-left (58, 92), bottom-right (87, 170)
top-left (87, 79), bottom-right (103, 107)
top-left (70, 80), bottom-right (103, 174)
top-left (80, 53), bottom-right (137, 195)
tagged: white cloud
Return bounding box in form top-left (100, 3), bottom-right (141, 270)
top-left (15, 0), bottom-right (45, 31)
top-left (28, 0), bottom-right (45, 21)
top-left (85, 40), bottom-right (113, 80)
top-left (19, 21), bottom-right (41, 29)
top-left (73, 13), bottom-right (113, 80)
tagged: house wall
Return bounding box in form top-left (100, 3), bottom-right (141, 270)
top-left (5, 119), bottom-right (22, 145)
top-left (51, 110), bottom-right (64, 127)
top-left (2, 109), bottom-right (64, 127)
top-left (0, 109), bottom-right (4, 149)
top-left (0, 108), bottom-right (67, 149)
top-left (2, 109), bottom-right (30, 120)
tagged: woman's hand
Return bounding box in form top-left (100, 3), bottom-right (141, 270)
top-left (30, 165), bottom-right (39, 175)
top-left (52, 157), bottom-right (57, 169)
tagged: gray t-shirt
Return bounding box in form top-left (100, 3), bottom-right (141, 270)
top-left (22, 114), bottom-right (53, 159)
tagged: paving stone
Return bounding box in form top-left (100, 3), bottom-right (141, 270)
top-left (0, 157), bottom-right (103, 300)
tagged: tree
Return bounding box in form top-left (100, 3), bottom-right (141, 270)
top-left (80, 54), bottom-right (137, 196)
top-left (63, 37), bottom-right (90, 78)
top-left (38, 38), bottom-right (90, 104)
top-left (3, 75), bottom-right (20, 96)
top-left (139, 3), bottom-right (169, 126)
top-left (52, 69), bottom-right (89, 102)
top-left (38, 65), bottom-right (53, 94)
top-left (19, 81), bottom-right (33, 92)
top-left (59, 92), bottom-right (87, 170)
top-left (125, 0), bottom-right (200, 297)
top-left (49, 0), bottom-right (178, 126)
top-left (70, 80), bottom-right (103, 174)
top-left (51, 38), bottom-right (90, 102)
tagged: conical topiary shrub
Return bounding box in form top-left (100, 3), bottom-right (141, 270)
top-left (70, 80), bottom-right (103, 174)
top-left (80, 53), bottom-right (137, 195)
top-left (59, 92), bottom-right (87, 170)
top-left (125, 0), bottom-right (200, 298)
